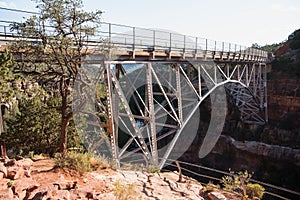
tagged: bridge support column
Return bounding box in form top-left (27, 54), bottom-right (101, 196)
top-left (147, 63), bottom-right (158, 165)
top-left (104, 63), bottom-right (119, 168)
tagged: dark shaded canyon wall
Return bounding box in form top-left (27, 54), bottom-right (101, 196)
top-left (268, 79), bottom-right (300, 123)
top-left (177, 76), bottom-right (300, 195)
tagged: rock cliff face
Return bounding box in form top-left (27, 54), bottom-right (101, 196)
top-left (267, 79), bottom-right (300, 124)
top-left (220, 136), bottom-right (300, 166)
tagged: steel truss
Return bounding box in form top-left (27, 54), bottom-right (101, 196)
top-left (77, 60), bottom-right (268, 169)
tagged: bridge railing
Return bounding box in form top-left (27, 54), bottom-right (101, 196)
top-left (97, 22), bottom-right (255, 54)
top-left (0, 19), bottom-right (269, 61)
top-left (108, 26), bottom-right (263, 60)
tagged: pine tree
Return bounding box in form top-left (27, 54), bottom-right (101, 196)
top-left (0, 48), bottom-right (17, 157)
top-left (10, 0), bottom-right (102, 156)
top-left (2, 90), bottom-right (60, 156)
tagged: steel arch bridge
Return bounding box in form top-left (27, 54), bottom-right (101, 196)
top-left (75, 58), bottom-right (268, 170)
top-left (0, 16), bottom-right (269, 169)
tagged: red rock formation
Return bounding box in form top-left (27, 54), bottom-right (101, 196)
top-left (274, 40), bottom-right (291, 58)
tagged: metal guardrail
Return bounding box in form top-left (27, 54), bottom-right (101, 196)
top-left (0, 19), bottom-right (268, 61)
top-left (161, 158), bottom-right (300, 200)
top-left (98, 22), bottom-right (268, 61)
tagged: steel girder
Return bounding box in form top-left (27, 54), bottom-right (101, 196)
top-left (75, 60), bottom-right (268, 169)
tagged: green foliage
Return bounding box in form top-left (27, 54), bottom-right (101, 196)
top-left (221, 170), bottom-right (264, 199)
top-left (221, 170), bottom-right (252, 192)
top-left (271, 54), bottom-right (300, 77)
top-left (289, 29), bottom-right (300, 50)
top-left (9, 0), bottom-right (103, 155)
top-left (251, 43), bottom-right (283, 53)
top-left (0, 48), bottom-right (17, 102)
top-left (54, 152), bottom-right (110, 172)
top-left (1, 89), bottom-right (61, 156)
top-left (1, 83), bottom-right (83, 157)
top-left (113, 181), bottom-right (136, 200)
top-left (269, 28), bottom-right (300, 78)
top-left (148, 165), bottom-right (160, 173)
top-left (204, 182), bottom-right (220, 192)
top-left (246, 183), bottom-right (265, 199)
top-left (27, 151), bottom-right (35, 159)
top-left (7, 180), bottom-right (14, 188)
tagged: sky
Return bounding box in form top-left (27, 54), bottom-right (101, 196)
top-left (0, 0), bottom-right (299, 46)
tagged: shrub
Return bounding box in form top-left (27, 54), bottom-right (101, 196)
top-left (148, 165), bottom-right (160, 173)
top-left (113, 181), bottom-right (136, 200)
top-left (221, 170), bottom-right (252, 194)
top-left (204, 182), bottom-right (220, 192)
top-left (221, 170), bottom-right (265, 199)
top-left (246, 183), bottom-right (265, 199)
top-left (54, 152), bottom-right (110, 172)
top-left (1, 92), bottom-right (61, 156)
top-left (7, 180), bottom-right (14, 188)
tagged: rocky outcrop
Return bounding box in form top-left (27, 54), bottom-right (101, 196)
top-left (212, 135), bottom-right (300, 166)
top-left (0, 158), bottom-right (242, 200)
top-left (273, 40), bottom-right (291, 57)
top-left (208, 191), bottom-right (227, 200)
top-left (231, 137), bottom-right (300, 166)
top-left (5, 158), bottom-right (33, 180)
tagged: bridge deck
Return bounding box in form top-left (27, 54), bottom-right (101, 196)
top-left (111, 49), bottom-right (266, 62)
top-left (0, 20), bottom-right (269, 62)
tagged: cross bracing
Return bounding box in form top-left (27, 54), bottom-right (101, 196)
top-left (74, 59), bottom-right (268, 169)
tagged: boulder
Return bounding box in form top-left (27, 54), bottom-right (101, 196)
top-left (7, 166), bottom-right (24, 180)
top-left (27, 183), bottom-right (58, 200)
top-left (15, 158), bottom-right (33, 170)
top-left (13, 178), bottom-right (39, 199)
top-left (6, 158), bottom-right (33, 180)
top-left (208, 191), bottom-right (227, 200)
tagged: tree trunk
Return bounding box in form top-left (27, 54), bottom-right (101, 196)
top-left (1, 146), bottom-right (7, 158)
top-left (0, 106), bottom-right (3, 135)
top-left (59, 84), bottom-right (73, 157)
top-left (60, 116), bottom-right (69, 157)
top-left (0, 107), bottom-right (7, 158)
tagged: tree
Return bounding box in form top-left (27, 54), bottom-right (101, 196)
top-left (1, 89), bottom-right (61, 156)
top-left (0, 48), bottom-right (15, 104)
top-left (0, 48), bottom-right (17, 157)
top-left (251, 43), bottom-right (260, 49)
top-left (10, 0), bottom-right (102, 156)
top-left (289, 29), bottom-right (300, 50)
top-left (251, 42), bottom-right (283, 54)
